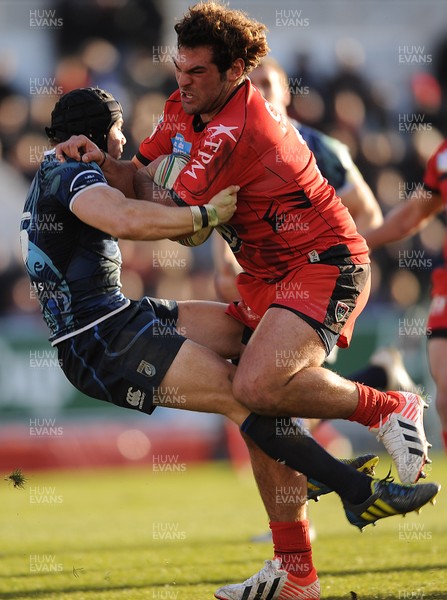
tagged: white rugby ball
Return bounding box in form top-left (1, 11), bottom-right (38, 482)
top-left (153, 153), bottom-right (189, 189)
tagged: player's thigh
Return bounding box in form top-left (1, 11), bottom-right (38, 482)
top-left (157, 338), bottom-right (248, 424)
top-left (176, 300), bottom-right (244, 359)
top-left (234, 306), bottom-right (326, 392)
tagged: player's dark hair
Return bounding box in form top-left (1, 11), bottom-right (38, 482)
top-left (45, 87), bottom-right (122, 151)
top-left (175, 2), bottom-right (270, 75)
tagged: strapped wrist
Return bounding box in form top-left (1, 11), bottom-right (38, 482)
top-left (190, 206), bottom-right (203, 232)
top-left (204, 204), bottom-right (219, 227)
top-left (189, 204), bottom-right (220, 232)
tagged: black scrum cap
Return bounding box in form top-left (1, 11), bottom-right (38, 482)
top-left (45, 87), bottom-right (122, 151)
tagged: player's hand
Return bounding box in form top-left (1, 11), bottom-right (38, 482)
top-left (54, 135), bottom-right (102, 163)
top-left (209, 185), bottom-right (239, 224)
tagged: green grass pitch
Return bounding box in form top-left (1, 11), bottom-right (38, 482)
top-left (1, 454), bottom-right (446, 599)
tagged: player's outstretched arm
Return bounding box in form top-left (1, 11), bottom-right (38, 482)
top-left (340, 165), bottom-right (383, 235)
top-left (71, 184), bottom-right (238, 241)
top-left (53, 134), bottom-right (140, 198)
top-left (364, 189), bottom-right (443, 250)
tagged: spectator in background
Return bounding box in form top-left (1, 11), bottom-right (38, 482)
top-left (54, 0), bottom-right (163, 57)
top-left (0, 139), bottom-right (31, 314)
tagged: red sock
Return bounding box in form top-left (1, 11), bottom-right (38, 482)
top-left (269, 520), bottom-right (314, 579)
top-left (347, 382), bottom-right (402, 427)
top-left (442, 431), bottom-right (447, 452)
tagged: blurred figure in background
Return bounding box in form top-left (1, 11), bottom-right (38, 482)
top-left (365, 139), bottom-right (447, 452)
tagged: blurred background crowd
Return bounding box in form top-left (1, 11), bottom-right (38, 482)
top-left (1, 0), bottom-right (447, 453)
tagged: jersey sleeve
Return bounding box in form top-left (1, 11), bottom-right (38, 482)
top-left (47, 160), bottom-right (108, 212)
top-left (136, 93), bottom-right (186, 166)
top-left (136, 113), bottom-right (175, 166)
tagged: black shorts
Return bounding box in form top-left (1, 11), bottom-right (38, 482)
top-left (56, 297), bottom-right (186, 415)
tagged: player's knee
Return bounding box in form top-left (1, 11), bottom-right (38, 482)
top-left (232, 371), bottom-right (282, 415)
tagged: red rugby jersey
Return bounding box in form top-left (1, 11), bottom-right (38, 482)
top-left (423, 140), bottom-right (447, 263)
top-left (138, 80), bottom-right (369, 280)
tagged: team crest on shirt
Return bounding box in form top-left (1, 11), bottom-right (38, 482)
top-left (335, 301), bottom-right (350, 323)
top-left (137, 360), bottom-right (156, 378)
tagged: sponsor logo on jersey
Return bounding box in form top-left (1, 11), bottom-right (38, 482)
top-left (126, 387), bottom-right (145, 409)
top-left (69, 169), bottom-right (106, 194)
top-left (207, 124), bottom-right (238, 142)
top-left (183, 124), bottom-right (239, 180)
top-left (171, 132), bottom-right (192, 156)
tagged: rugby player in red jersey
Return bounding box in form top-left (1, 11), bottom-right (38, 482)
top-left (215, 55), bottom-right (418, 549)
top-left (132, 3), bottom-right (429, 482)
top-left (54, 4), bottom-right (435, 598)
top-left (366, 140), bottom-right (447, 453)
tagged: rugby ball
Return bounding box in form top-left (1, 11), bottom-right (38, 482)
top-left (153, 153), bottom-right (189, 189)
